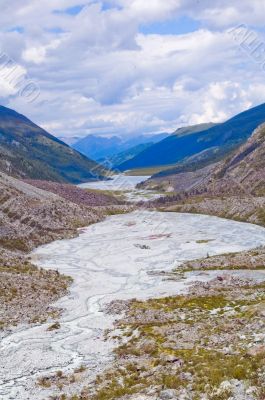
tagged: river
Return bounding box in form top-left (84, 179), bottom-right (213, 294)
top-left (1, 179), bottom-right (265, 399)
top-left (79, 174), bottom-right (162, 202)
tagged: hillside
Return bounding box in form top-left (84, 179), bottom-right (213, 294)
top-left (118, 103), bottom-right (265, 171)
top-left (192, 123), bottom-right (265, 197)
top-left (0, 105), bottom-right (107, 183)
top-left (142, 124), bottom-right (265, 195)
top-left (0, 172), bottom-right (106, 252)
top-left (0, 171), bottom-right (127, 328)
top-left (146, 124), bottom-right (265, 228)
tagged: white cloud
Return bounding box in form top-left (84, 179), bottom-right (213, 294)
top-left (0, 0), bottom-right (265, 140)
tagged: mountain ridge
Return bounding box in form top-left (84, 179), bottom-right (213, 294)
top-left (143, 123), bottom-right (265, 199)
top-left (72, 132), bottom-right (169, 162)
top-left (0, 105), bottom-right (108, 183)
top-left (118, 103), bottom-right (265, 171)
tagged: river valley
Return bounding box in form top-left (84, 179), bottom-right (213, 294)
top-left (1, 203), bottom-right (265, 399)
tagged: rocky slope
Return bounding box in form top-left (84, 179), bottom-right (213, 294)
top-left (197, 123), bottom-right (265, 197)
top-left (0, 105), bottom-right (107, 183)
top-left (0, 172), bottom-right (105, 252)
top-left (0, 172), bottom-right (127, 330)
top-left (25, 179), bottom-right (121, 207)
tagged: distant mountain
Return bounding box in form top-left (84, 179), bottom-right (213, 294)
top-left (118, 103), bottom-right (265, 171)
top-left (0, 105), bottom-right (107, 183)
top-left (72, 132), bottom-right (169, 161)
top-left (101, 143), bottom-right (153, 168)
top-left (73, 135), bottom-right (122, 160)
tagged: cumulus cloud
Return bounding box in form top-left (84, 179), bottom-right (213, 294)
top-left (0, 0), bottom-right (265, 140)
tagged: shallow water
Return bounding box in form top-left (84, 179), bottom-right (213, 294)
top-left (79, 174), bottom-right (161, 202)
top-left (1, 211), bottom-right (265, 399)
top-left (79, 174), bottom-right (150, 191)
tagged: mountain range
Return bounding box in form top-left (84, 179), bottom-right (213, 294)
top-left (1, 102), bottom-right (265, 190)
top-left (72, 132), bottom-right (169, 164)
top-left (118, 103), bottom-right (265, 171)
top-left (0, 106), bottom-right (107, 183)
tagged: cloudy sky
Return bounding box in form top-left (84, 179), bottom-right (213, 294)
top-left (0, 0), bottom-right (265, 141)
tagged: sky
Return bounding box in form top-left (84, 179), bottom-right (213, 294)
top-left (1, 0), bottom-right (265, 141)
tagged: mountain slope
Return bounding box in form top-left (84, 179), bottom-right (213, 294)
top-left (0, 105), bottom-right (107, 183)
top-left (193, 123), bottom-right (265, 196)
top-left (145, 124), bottom-right (265, 196)
top-left (118, 104), bottom-right (265, 171)
top-left (73, 132), bottom-right (169, 161)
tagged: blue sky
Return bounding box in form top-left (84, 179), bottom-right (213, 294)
top-left (140, 16), bottom-right (201, 36)
top-left (0, 0), bottom-right (265, 141)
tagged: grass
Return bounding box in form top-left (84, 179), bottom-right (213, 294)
top-left (105, 208), bottom-right (132, 216)
top-left (257, 207), bottom-right (265, 226)
top-left (124, 165), bottom-right (177, 176)
top-left (196, 239), bottom-right (214, 244)
top-left (131, 294), bottom-right (232, 312)
top-left (183, 265), bottom-right (265, 272)
top-left (85, 188), bottom-right (126, 200)
top-left (0, 238), bottom-right (30, 252)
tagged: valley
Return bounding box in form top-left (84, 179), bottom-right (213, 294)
top-left (0, 105), bottom-right (265, 400)
top-left (1, 4), bottom-right (265, 399)
top-left (1, 211), bottom-right (265, 399)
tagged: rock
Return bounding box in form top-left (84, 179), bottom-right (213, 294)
top-left (160, 389), bottom-right (178, 399)
top-left (134, 244), bottom-right (151, 250)
top-left (179, 372), bottom-right (192, 381)
top-left (162, 354), bottom-right (183, 366)
top-left (247, 345), bottom-right (265, 356)
top-left (219, 380), bottom-right (233, 391)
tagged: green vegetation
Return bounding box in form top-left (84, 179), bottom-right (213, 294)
top-left (85, 188), bottom-right (126, 201)
top-left (124, 165), bottom-right (176, 176)
top-left (196, 239), bottom-right (214, 244)
top-left (0, 238), bottom-right (29, 252)
top-left (257, 207), bottom-right (265, 225)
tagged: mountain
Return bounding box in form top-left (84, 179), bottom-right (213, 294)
top-left (118, 103), bottom-right (265, 171)
top-left (0, 105), bottom-right (107, 183)
top-left (101, 143), bottom-right (153, 167)
top-left (143, 123), bottom-right (265, 196)
top-left (73, 135), bottom-right (123, 160)
top-left (192, 123), bottom-right (265, 197)
top-left (72, 132), bottom-right (169, 162)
